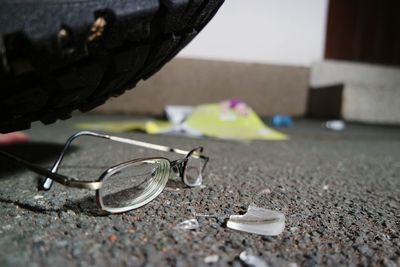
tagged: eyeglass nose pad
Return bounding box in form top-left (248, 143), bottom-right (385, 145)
top-left (171, 165), bottom-right (181, 179)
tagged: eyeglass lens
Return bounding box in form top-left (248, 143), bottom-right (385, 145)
top-left (99, 159), bottom-right (170, 211)
top-left (184, 156), bottom-right (204, 187)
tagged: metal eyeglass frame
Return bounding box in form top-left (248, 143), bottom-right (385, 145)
top-left (0, 131), bottom-right (209, 213)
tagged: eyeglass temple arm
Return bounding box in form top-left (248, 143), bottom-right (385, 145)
top-left (40, 131), bottom-right (199, 190)
top-left (40, 131), bottom-right (94, 190)
top-left (108, 135), bottom-right (191, 155)
top-left (0, 150), bottom-right (101, 190)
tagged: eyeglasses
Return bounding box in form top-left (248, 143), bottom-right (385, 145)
top-left (0, 131), bottom-right (209, 213)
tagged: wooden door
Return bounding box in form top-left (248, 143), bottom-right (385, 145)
top-left (325, 0), bottom-right (400, 66)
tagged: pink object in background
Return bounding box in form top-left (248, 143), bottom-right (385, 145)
top-left (220, 99), bottom-right (250, 116)
top-left (0, 132), bottom-right (30, 145)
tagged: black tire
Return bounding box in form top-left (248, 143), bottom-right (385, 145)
top-left (0, 0), bottom-right (224, 133)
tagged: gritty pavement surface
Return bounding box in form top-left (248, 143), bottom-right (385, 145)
top-left (0, 114), bottom-right (399, 267)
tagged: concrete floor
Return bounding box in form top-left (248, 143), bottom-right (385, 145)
top-left (0, 114), bottom-right (399, 267)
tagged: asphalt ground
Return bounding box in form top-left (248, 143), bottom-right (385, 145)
top-left (0, 114), bottom-right (399, 267)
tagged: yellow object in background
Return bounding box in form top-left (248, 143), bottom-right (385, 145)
top-left (184, 103), bottom-right (288, 141)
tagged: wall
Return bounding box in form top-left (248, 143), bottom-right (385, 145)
top-left (96, 0), bottom-right (325, 117)
top-left (178, 0), bottom-right (329, 66)
top-left (95, 58), bottom-right (310, 117)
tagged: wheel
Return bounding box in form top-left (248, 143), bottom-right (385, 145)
top-left (0, 0), bottom-right (224, 133)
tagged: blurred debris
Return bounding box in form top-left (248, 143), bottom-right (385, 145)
top-left (204, 254), bottom-right (219, 264)
top-left (239, 251), bottom-right (268, 267)
top-left (271, 115), bottom-right (293, 127)
top-left (108, 234), bottom-right (118, 242)
top-left (227, 206), bottom-right (285, 236)
top-left (184, 100), bottom-right (288, 140)
top-left (165, 105), bottom-right (193, 124)
top-left (325, 120), bottom-right (346, 131)
top-left (76, 100), bottom-right (288, 141)
top-left (175, 219), bottom-right (200, 230)
top-left (220, 99), bottom-right (250, 118)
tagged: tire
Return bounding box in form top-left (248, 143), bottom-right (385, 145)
top-left (0, 0), bottom-right (224, 133)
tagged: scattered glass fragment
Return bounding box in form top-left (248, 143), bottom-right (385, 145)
top-left (227, 206), bottom-right (285, 236)
top-left (175, 219), bottom-right (200, 230)
top-left (239, 251), bottom-right (268, 267)
top-left (204, 254), bottom-right (219, 264)
top-left (194, 213), bottom-right (220, 218)
top-left (2, 225), bottom-right (12, 230)
top-left (165, 187), bottom-right (180, 192)
top-left (257, 188), bottom-right (271, 195)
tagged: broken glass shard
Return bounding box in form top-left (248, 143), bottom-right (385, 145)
top-left (175, 219), bottom-right (200, 230)
top-left (239, 251), bottom-right (268, 267)
top-left (204, 254), bottom-right (219, 264)
top-left (227, 206), bottom-right (285, 236)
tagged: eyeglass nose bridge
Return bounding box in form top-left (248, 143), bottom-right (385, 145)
top-left (171, 159), bottom-right (187, 178)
